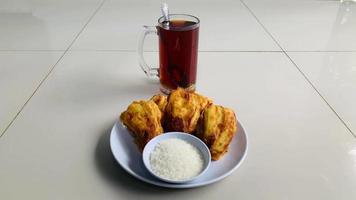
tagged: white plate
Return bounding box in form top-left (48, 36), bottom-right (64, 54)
top-left (110, 121), bottom-right (248, 188)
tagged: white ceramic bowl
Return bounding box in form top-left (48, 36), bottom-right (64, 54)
top-left (142, 132), bottom-right (211, 184)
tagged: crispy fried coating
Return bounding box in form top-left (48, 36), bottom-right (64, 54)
top-left (120, 100), bottom-right (163, 150)
top-left (150, 94), bottom-right (167, 115)
top-left (164, 88), bottom-right (212, 133)
top-left (196, 104), bottom-right (237, 160)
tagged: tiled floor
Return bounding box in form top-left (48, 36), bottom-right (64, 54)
top-left (0, 0), bottom-right (103, 50)
top-left (242, 0), bottom-right (356, 51)
top-left (0, 51), bottom-right (63, 134)
top-left (288, 52), bottom-right (356, 133)
top-left (0, 0), bottom-right (355, 199)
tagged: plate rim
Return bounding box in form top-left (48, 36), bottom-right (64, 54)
top-left (109, 121), bottom-right (248, 188)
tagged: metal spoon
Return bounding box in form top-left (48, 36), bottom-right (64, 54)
top-left (161, 3), bottom-right (170, 28)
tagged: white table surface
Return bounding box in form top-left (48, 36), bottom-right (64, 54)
top-left (1, 0), bottom-right (356, 199)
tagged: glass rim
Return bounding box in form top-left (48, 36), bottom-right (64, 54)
top-left (158, 14), bottom-right (200, 30)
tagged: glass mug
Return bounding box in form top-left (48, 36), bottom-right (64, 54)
top-left (138, 14), bottom-right (200, 94)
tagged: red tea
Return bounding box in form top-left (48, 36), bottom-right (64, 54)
top-left (158, 19), bottom-right (199, 92)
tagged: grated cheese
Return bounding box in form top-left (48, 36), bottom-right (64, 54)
top-left (150, 138), bottom-right (204, 181)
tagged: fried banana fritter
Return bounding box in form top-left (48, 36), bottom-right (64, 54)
top-left (150, 94), bottom-right (167, 115)
top-left (120, 100), bottom-right (163, 150)
top-left (196, 104), bottom-right (237, 160)
top-left (164, 88), bottom-right (212, 133)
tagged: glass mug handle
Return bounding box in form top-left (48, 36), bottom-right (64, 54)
top-left (137, 25), bottom-right (159, 78)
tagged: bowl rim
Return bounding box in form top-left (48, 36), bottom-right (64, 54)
top-left (142, 132), bottom-right (211, 184)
